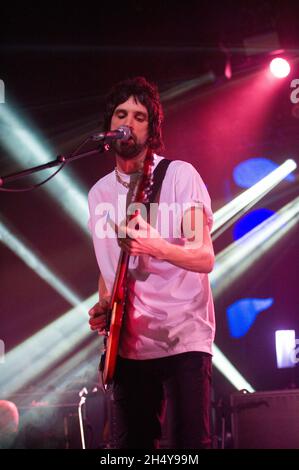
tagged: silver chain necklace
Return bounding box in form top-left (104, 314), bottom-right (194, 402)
top-left (115, 167), bottom-right (141, 189)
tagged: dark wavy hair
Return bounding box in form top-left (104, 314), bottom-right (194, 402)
top-left (103, 76), bottom-right (164, 152)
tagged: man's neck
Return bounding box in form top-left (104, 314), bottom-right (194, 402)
top-left (115, 147), bottom-right (149, 174)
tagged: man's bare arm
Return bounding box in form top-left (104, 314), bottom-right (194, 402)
top-left (89, 271), bottom-right (110, 333)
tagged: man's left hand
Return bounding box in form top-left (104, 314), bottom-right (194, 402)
top-left (118, 213), bottom-right (167, 259)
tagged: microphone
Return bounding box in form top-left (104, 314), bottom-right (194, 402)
top-left (91, 125), bottom-right (131, 142)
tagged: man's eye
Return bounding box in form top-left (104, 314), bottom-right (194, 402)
top-left (116, 113), bottom-right (125, 119)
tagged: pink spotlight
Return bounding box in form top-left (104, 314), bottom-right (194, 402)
top-left (269, 57), bottom-right (291, 78)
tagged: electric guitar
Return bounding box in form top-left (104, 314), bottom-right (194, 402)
top-left (100, 150), bottom-right (154, 387)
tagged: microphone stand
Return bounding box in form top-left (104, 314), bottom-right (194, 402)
top-left (0, 140), bottom-right (109, 187)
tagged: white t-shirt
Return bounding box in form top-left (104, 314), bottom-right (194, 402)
top-left (88, 155), bottom-right (215, 359)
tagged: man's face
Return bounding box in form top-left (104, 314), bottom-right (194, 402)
top-left (110, 95), bottom-right (149, 159)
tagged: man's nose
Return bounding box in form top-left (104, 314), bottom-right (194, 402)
top-left (123, 114), bottom-right (134, 128)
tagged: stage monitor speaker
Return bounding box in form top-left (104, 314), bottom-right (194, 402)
top-left (6, 388), bottom-right (109, 449)
top-left (230, 389), bottom-right (299, 449)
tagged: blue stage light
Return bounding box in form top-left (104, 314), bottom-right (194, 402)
top-left (233, 158), bottom-right (295, 189)
top-left (227, 297), bottom-right (274, 338)
top-left (233, 208), bottom-right (275, 240)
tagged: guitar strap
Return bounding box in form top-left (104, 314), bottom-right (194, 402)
top-left (145, 157), bottom-right (172, 210)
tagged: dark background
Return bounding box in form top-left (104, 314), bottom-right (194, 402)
top-left (1, 0), bottom-right (299, 423)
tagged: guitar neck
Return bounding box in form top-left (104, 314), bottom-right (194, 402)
top-left (110, 248), bottom-right (130, 305)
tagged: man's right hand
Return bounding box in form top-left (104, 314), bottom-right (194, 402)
top-left (88, 298), bottom-right (110, 335)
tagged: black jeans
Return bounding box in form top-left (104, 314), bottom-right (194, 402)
top-left (112, 351), bottom-right (212, 449)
